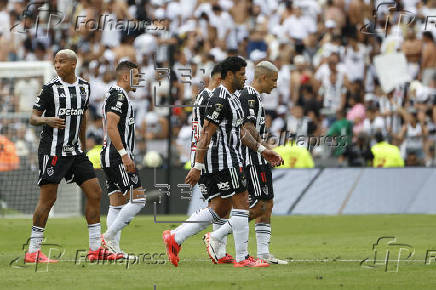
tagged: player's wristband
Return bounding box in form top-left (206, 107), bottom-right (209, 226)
top-left (193, 162), bottom-right (205, 171)
top-left (257, 144), bottom-right (266, 154)
top-left (118, 148), bottom-right (128, 157)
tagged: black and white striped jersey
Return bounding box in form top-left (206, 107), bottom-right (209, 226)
top-left (190, 88), bottom-right (212, 168)
top-left (238, 86), bottom-right (268, 166)
top-left (203, 85), bottom-right (245, 173)
top-left (33, 76), bottom-right (90, 156)
top-left (101, 85), bottom-right (135, 167)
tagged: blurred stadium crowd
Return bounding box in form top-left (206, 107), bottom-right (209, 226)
top-left (0, 0), bottom-right (436, 169)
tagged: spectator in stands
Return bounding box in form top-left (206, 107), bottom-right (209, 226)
top-left (0, 133), bottom-right (19, 172)
top-left (273, 136), bottom-right (315, 169)
top-left (343, 132), bottom-right (373, 167)
top-left (327, 109), bottom-right (353, 166)
top-left (421, 31), bottom-right (436, 86)
top-left (371, 132), bottom-right (404, 168)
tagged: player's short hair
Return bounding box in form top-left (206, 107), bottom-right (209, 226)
top-left (255, 61), bottom-right (278, 78)
top-left (116, 60), bottom-right (138, 73)
top-left (56, 49), bottom-right (77, 62)
top-left (220, 56), bottom-right (247, 79)
top-left (423, 31), bottom-right (434, 41)
top-left (210, 64), bottom-right (222, 78)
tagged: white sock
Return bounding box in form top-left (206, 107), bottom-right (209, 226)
top-left (211, 220), bottom-right (232, 241)
top-left (231, 209), bottom-right (249, 262)
top-left (213, 222), bottom-right (228, 245)
top-left (28, 226), bottom-right (44, 253)
top-left (105, 200), bottom-right (145, 239)
top-left (173, 208), bottom-right (215, 245)
top-left (212, 221), bottom-right (228, 259)
top-left (88, 223), bottom-right (101, 251)
top-left (107, 205), bottom-right (124, 247)
top-left (255, 223), bottom-right (271, 256)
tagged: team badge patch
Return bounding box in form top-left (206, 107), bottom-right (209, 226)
top-left (80, 86), bottom-right (87, 99)
top-left (118, 93), bottom-right (125, 101)
top-left (131, 175), bottom-right (138, 184)
top-left (262, 185), bottom-right (269, 195)
top-left (47, 167), bottom-right (54, 176)
top-left (214, 103), bottom-right (223, 112)
top-left (248, 100), bottom-right (255, 108)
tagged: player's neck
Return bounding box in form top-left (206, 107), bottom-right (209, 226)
top-left (221, 81), bottom-right (235, 94)
top-left (117, 82), bottom-right (130, 93)
top-left (60, 74), bottom-right (77, 84)
top-left (251, 81), bottom-right (262, 94)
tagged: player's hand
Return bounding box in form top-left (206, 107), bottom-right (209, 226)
top-left (122, 154), bottom-right (135, 173)
top-left (45, 117), bottom-right (66, 129)
top-left (185, 168), bottom-right (201, 186)
top-left (262, 149), bottom-right (284, 167)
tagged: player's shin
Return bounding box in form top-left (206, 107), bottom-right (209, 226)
top-left (104, 190), bottom-right (145, 240)
top-left (230, 209), bottom-right (249, 262)
top-left (173, 207), bottom-right (215, 245)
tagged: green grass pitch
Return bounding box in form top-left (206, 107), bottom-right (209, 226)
top-left (1, 215), bottom-right (436, 289)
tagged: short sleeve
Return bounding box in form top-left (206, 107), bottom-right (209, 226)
top-left (105, 91), bottom-right (126, 117)
top-left (205, 96), bottom-right (228, 126)
top-left (33, 85), bottom-right (52, 112)
top-left (239, 91), bottom-right (257, 124)
top-left (84, 83), bottom-right (91, 110)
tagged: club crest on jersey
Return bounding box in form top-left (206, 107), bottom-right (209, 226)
top-left (248, 100), bottom-right (255, 108)
top-left (214, 103), bottom-right (223, 112)
top-left (118, 93), bottom-right (125, 101)
top-left (79, 87), bottom-right (87, 99)
top-left (47, 167), bottom-right (54, 176)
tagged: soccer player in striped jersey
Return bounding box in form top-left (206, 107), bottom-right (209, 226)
top-left (187, 64), bottom-right (234, 264)
top-left (100, 61), bottom-right (146, 257)
top-left (27, 49), bottom-right (121, 263)
top-left (204, 61), bottom-right (288, 264)
top-left (163, 56), bottom-right (283, 268)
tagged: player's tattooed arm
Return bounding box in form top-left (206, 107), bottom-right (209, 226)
top-left (242, 121), bottom-right (271, 149)
top-left (79, 112), bottom-right (87, 151)
top-left (240, 127), bottom-right (284, 166)
top-left (185, 120), bottom-right (217, 186)
top-left (30, 109), bottom-right (66, 128)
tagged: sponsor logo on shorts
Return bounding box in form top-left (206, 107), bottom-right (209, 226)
top-left (217, 181), bottom-right (230, 191)
top-left (47, 167), bottom-right (54, 176)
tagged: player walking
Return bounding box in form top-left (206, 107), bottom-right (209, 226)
top-left (100, 61), bottom-right (146, 256)
top-left (26, 49), bottom-right (119, 263)
top-left (204, 61), bottom-right (288, 265)
top-left (163, 56), bottom-right (283, 267)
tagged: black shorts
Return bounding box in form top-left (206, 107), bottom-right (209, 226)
top-left (244, 164), bottom-right (274, 208)
top-left (37, 153), bottom-right (96, 186)
top-left (198, 167), bottom-right (247, 202)
top-left (101, 153), bottom-right (142, 195)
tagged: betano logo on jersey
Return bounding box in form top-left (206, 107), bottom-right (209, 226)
top-left (58, 108), bottom-right (85, 116)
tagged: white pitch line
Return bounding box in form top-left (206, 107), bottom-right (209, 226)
top-left (41, 259), bottom-right (433, 263)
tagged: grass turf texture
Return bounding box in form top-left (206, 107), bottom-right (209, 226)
top-left (1, 215), bottom-right (436, 289)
